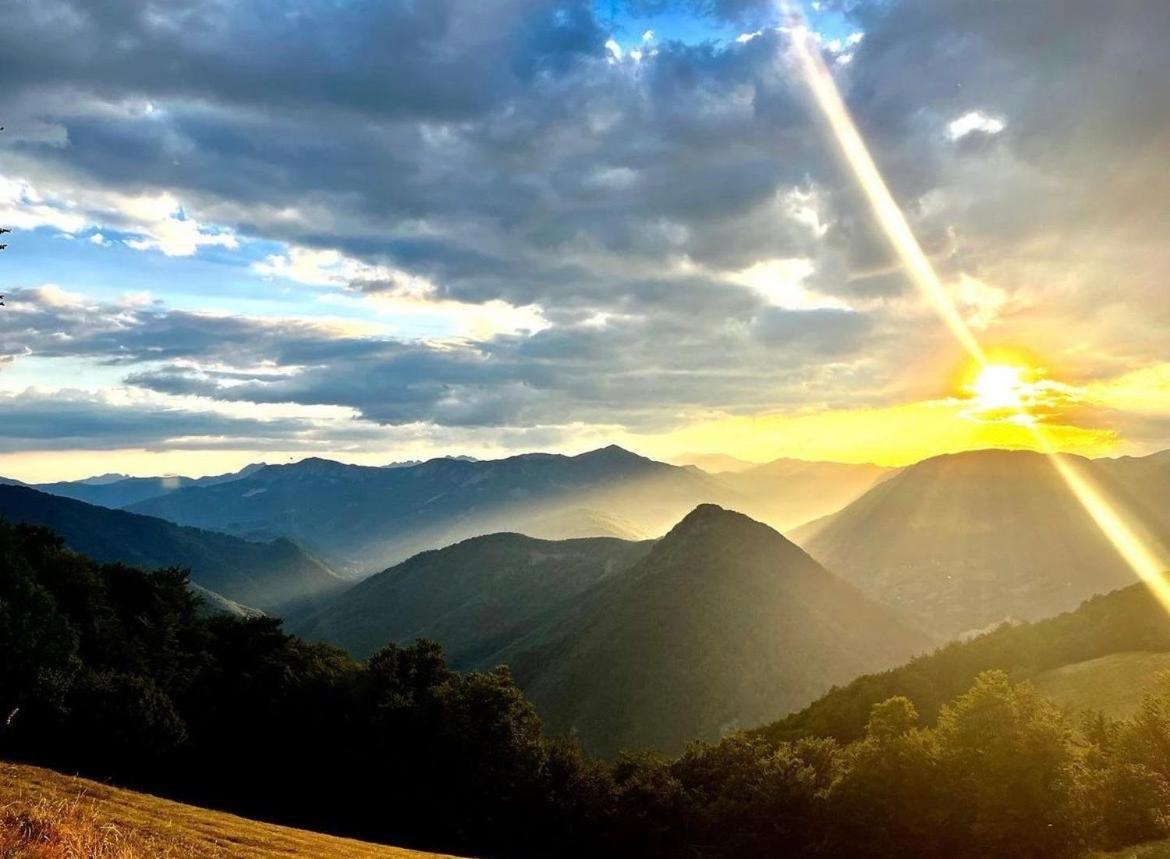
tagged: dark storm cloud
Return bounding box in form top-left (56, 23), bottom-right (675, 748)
top-left (0, 1), bottom-right (826, 309)
top-left (2, 0), bottom-right (1169, 443)
top-left (0, 0), bottom-right (605, 123)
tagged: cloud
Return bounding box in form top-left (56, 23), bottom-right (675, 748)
top-left (946, 110), bottom-right (1006, 142)
top-left (0, 0), bottom-right (1168, 455)
top-left (0, 389), bottom-right (320, 452)
top-left (1, 287), bottom-right (886, 433)
top-left (0, 174), bottom-right (238, 256)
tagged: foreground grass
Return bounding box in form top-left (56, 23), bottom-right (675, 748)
top-left (0, 761), bottom-right (459, 858)
top-left (1032, 651), bottom-right (1170, 719)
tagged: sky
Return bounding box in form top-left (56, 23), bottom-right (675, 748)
top-left (1, 0), bottom-right (1169, 481)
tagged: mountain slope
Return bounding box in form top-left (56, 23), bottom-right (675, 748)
top-left (129, 446), bottom-right (741, 572)
top-left (800, 449), bottom-right (1168, 638)
top-left (0, 484), bottom-right (346, 611)
top-left (712, 457), bottom-right (893, 532)
top-left (0, 761), bottom-right (458, 859)
top-left (491, 505), bottom-right (932, 756)
top-left (292, 533), bottom-right (652, 663)
top-left (1096, 449), bottom-right (1170, 534)
top-left (758, 572), bottom-right (1170, 745)
top-left (34, 463), bottom-right (263, 509)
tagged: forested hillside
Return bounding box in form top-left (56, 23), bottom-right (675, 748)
top-left (6, 517), bottom-right (1170, 858)
top-left (0, 484), bottom-right (346, 612)
top-left (759, 573), bottom-right (1170, 744)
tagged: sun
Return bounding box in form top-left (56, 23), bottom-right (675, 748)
top-left (971, 364), bottom-right (1029, 410)
top-left (962, 361), bottom-right (1045, 426)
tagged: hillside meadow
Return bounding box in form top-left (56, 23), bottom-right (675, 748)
top-left (0, 761), bottom-right (456, 858)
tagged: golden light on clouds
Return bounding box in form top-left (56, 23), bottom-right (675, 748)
top-left (783, 1), bottom-right (1170, 605)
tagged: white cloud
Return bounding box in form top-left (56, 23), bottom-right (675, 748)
top-left (0, 176), bottom-right (89, 234)
top-left (0, 175), bottom-right (237, 257)
top-left (729, 258), bottom-right (852, 310)
top-left (254, 244), bottom-right (547, 340)
top-left (252, 245), bottom-right (435, 298)
top-left (947, 110), bottom-right (1007, 141)
top-left (954, 273), bottom-right (1008, 329)
top-left (642, 30), bottom-right (654, 43)
top-left (783, 187), bottom-right (829, 238)
top-left (605, 38), bottom-right (622, 61)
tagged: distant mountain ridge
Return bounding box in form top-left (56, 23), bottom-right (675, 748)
top-left (0, 484), bottom-right (347, 612)
top-left (127, 446), bottom-right (744, 572)
top-left (711, 457), bottom-right (894, 532)
top-left (33, 463), bottom-right (265, 509)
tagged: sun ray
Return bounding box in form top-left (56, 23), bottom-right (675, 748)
top-left (781, 1), bottom-right (1170, 610)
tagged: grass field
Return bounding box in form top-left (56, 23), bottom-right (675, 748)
top-left (1031, 651), bottom-right (1170, 719)
top-left (0, 761), bottom-right (460, 858)
top-left (1095, 840), bottom-right (1170, 858)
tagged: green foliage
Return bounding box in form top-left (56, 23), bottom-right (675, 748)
top-left (934, 672), bottom-right (1083, 857)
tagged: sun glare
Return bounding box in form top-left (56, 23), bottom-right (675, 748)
top-left (966, 363), bottom-right (1041, 425)
top-left (971, 364), bottom-right (1028, 409)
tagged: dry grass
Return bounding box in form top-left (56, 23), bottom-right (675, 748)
top-left (1093, 840), bottom-right (1170, 858)
top-left (0, 761), bottom-right (461, 859)
top-left (1032, 651), bottom-right (1170, 720)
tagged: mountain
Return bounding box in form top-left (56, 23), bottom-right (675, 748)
top-left (711, 457), bottom-right (893, 532)
top-left (128, 446), bottom-right (741, 572)
top-left (489, 505), bottom-right (932, 755)
top-left (34, 463), bottom-right (264, 509)
top-left (671, 452), bottom-right (762, 473)
top-left (1095, 449), bottom-right (1170, 533)
top-left (0, 484), bottom-right (347, 612)
top-left (292, 533), bottom-right (653, 663)
top-left (799, 448), bottom-right (1169, 639)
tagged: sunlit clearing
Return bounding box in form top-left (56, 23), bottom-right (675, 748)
top-left (781, 1), bottom-right (1170, 609)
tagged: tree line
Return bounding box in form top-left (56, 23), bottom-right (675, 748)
top-left (2, 517), bottom-right (1170, 858)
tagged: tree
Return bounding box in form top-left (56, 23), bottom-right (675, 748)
top-left (934, 671), bottom-right (1084, 858)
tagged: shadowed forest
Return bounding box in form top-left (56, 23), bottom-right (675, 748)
top-left (5, 517), bottom-right (1170, 859)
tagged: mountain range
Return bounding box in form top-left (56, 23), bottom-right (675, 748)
top-left (122, 446), bottom-right (740, 572)
top-left (295, 503), bottom-right (932, 754)
top-left (0, 483), bottom-right (347, 612)
top-left (32, 463), bottom-right (265, 509)
top-left (8, 443), bottom-right (1170, 755)
top-left (19, 447), bottom-right (892, 573)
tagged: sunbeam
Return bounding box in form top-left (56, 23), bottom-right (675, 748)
top-left (781, 2), bottom-right (1170, 610)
